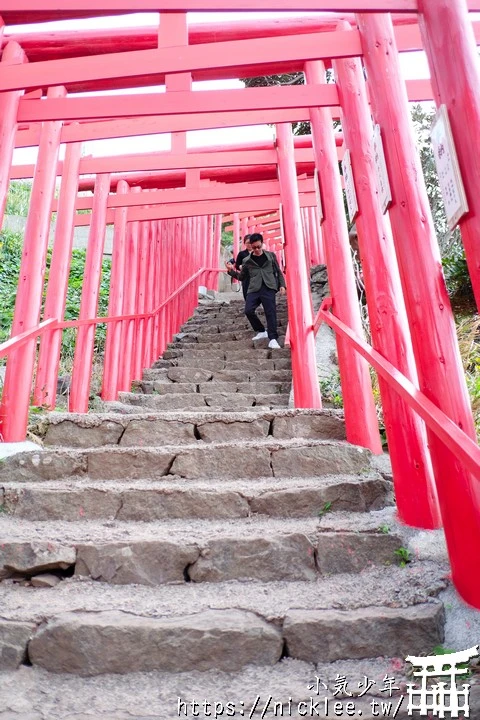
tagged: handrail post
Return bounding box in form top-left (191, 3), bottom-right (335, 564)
top-left (330, 38), bottom-right (441, 529)
top-left (0, 86), bottom-right (65, 441)
top-left (0, 41), bottom-right (26, 226)
top-left (419, 0), bottom-right (480, 310)
top-left (304, 64), bottom-right (381, 450)
top-left (34, 138), bottom-right (83, 409)
top-left (69, 173), bottom-right (111, 413)
top-left (358, 11), bottom-right (480, 606)
top-left (275, 122), bottom-right (321, 410)
top-left (102, 179), bottom-right (129, 400)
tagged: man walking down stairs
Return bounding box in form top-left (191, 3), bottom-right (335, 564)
top-left (0, 295), bottom-right (469, 718)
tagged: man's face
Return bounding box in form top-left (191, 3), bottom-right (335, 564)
top-left (251, 240), bottom-right (263, 256)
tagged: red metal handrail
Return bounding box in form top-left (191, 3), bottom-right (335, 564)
top-left (0, 267), bottom-right (224, 436)
top-left (315, 297), bottom-right (480, 479)
top-left (0, 319), bottom-right (57, 359)
top-left (0, 268), bottom-right (222, 347)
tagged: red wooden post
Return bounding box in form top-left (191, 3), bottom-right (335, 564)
top-left (152, 220), bottom-right (161, 361)
top-left (357, 12), bottom-right (479, 606)
top-left (0, 41), bottom-right (25, 225)
top-left (214, 213), bottom-right (222, 290)
top-left (69, 173), bottom-right (111, 413)
top-left (144, 220), bottom-right (156, 367)
top-left (241, 216), bottom-right (248, 240)
top-left (418, 0), bottom-right (480, 311)
top-left (276, 122), bottom-right (321, 410)
top-left (133, 216), bottom-right (149, 379)
top-left (304, 61), bottom-right (381, 452)
top-left (308, 206), bottom-right (321, 265)
top-left (332, 42), bottom-right (440, 529)
top-left (102, 179), bottom-right (129, 400)
top-left (118, 186), bottom-right (141, 391)
top-left (0, 86), bottom-right (65, 442)
top-left (34, 139), bottom-right (83, 408)
top-left (314, 207), bottom-right (326, 265)
top-left (233, 212), bottom-right (240, 261)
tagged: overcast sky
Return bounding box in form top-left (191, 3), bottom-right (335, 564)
top-left (11, 10), bottom-right (477, 165)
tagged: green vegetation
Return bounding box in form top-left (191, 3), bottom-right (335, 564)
top-left (394, 546), bottom-right (412, 568)
top-left (318, 501), bottom-right (333, 518)
top-left (0, 227), bottom-right (112, 381)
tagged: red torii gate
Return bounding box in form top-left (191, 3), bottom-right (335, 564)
top-left (1, 1), bottom-right (480, 608)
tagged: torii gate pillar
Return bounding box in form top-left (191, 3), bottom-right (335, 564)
top-left (276, 123), bottom-right (321, 409)
top-left (418, 0), bottom-right (480, 311)
top-left (357, 12), bottom-right (480, 607)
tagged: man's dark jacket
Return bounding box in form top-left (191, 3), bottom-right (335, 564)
top-left (230, 251), bottom-right (286, 294)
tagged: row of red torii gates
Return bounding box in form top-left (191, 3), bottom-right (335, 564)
top-left (1, 1), bottom-right (480, 607)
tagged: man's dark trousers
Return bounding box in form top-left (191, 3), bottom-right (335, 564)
top-left (244, 285), bottom-right (279, 340)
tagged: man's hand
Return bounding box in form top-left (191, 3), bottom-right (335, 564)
top-left (279, 287), bottom-right (286, 296)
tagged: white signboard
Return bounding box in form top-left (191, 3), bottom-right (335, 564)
top-left (341, 149), bottom-right (358, 224)
top-left (430, 105), bottom-right (469, 230)
top-left (372, 124), bottom-right (392, 214)
top-left (314, 168), bottom-right (324, 223)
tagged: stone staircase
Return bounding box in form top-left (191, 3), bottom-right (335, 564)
top-left (0, 297), bottom-right (450, 718)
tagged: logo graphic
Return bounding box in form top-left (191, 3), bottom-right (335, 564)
top-left (406, 645), bottom-right (479, 718)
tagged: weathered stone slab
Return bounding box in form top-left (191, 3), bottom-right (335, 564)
top-left (197, 332), bottom-right (236, 343)
top-left (171, 446), bottom-right (272, 479)
top-left (120, 419), bottom-right (195, 446)
top-left (273, 359), bottom-right (292, 371)
top-left (3, 486), bottom-right (121, 521)
top-left (225, 360), bottom-right (275, 372)
top-left (43, 420), bottom-right (124, 448)
top-left (250, 478), bottom-right (390, 517)
top-left (283, 604), bottom-right (445, 662)
top-left (167, 367), bottom-right (213, 383)
top-left (142, 368), bottom-right (169, 382)
top-left (87, 449), bottom-right (176, 480)
top-left (119, 393), bottom-right (207, 410)
top-left (0, 451), bottom-right (86, 482)
top-left (152, 382), bottom-right (197, 394)
top-left (196, 418), bottom-right (270, 443)
top-left (255, 394), bottom-right (290, 407)
top-left (170, 359), bottom-right (221, 371)
top-left (178, 348), bottom-right (226, 360)
top-left (0, 620), bottom-right (35, 670)
top-left (29, 609), bottom-right (283, 675)
top-left (75, 541), bottom-right (199, 585)
top-left (212, 371), bottom-right (245, 383)
top-left (224, 350), bottom-right (270, 360)
top-left (189, 534), bottom-right (317, 582)
top-left (0, 542), bottom-right (76, 579)
top-left (272, 414), bottom-right (346, 441)
top-left (117, 488), bottom-right (250, 520)
top-left (151, 359), bottom-right (171, 369)
top-left (198, 382), bottom-right (237, 394)
top-left (204, 393), bottom-right (255, 408)
top-left (316, 532), bottom-right (403, 574)
top-left (30, 573), bottom-right (61, 588)
top-left (236, 382), bottom-right (287, 395)
top-left (249, 370), bottom-right (291, 382)
top-left (272, 444), bottom-right (370, 477)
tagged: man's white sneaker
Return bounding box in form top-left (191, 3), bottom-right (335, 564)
top-left (268, 339), bottom-right (281, 349)
top-left (253, 331), bottom-right (268, 340)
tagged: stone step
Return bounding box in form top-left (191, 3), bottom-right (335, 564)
top-left (0, 514), bottom-right (406, 585)
top-left (136, 380), bottom-right (292, 396)
top-left (1, 474), bottom-right (390, 521)
top-left (0, 658), bottom-right (419, 719)
top-left (144, 366), bottom-right (292, 381)
top-left (117, 390), bottom-right (290, 410)
top-left (0, 438), bottom-right (372, 481)
top-left (36, 409), bottom-right (346, 448)
top-left (0, 564), bottom-right (446, 675)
